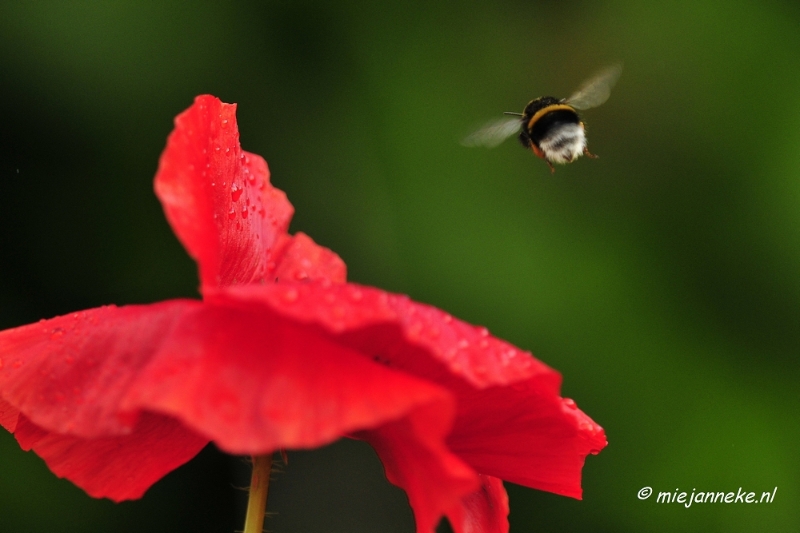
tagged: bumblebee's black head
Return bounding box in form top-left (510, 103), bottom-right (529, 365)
top-left (522, 97), bottom-right (561, 119)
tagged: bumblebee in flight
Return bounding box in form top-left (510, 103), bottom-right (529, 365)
top-left (462, 64), bottom-right (622, 173)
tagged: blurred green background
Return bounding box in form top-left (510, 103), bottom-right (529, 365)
top-left (1, 1), bottom-right (799, 532)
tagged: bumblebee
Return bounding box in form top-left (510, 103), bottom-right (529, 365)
top-left (462, 64), bottom-right (622, 173)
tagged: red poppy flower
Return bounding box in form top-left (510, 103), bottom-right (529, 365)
top-left (0, 95), bottom-right (606, 533)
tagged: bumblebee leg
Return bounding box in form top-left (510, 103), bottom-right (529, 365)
top-left (528, 142), bottom-right (555, 172)
top-left (583, 146), bottom-right (599, 159)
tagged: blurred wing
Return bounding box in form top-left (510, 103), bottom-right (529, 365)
top-left (460, 117), bottom-right (522, 148)
top-left (564, 63), bottom-right (623, 110)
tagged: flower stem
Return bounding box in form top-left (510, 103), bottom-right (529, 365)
top-left (243, 454), bottom-right (272, 533)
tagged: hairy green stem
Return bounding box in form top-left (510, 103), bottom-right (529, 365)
top-left (243, 454), bottom-right (272, 533)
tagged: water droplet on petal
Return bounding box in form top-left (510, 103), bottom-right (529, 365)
top-left (458, 339), bottom-right (470, 349)
top-left (231, 183), bottom-right (243, 202)
top-left (564, 398), bottom-right (578, 409)
top-left (241, 206), bottom-right (249, 218)
top-left (228, 208), bottom-right (236, 220)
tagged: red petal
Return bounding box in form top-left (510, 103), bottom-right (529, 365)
top-left (14, 411), bottom-right (207, 501)
top-left (124, 303), bottom-right (456, 455)
top-left (446, 386), bottom-right (607, 499)
top-left (0, 301), bottom-right (202, 438)
top-left (0, 301), bottom-right (211, 499)
top-left (2, 299), bottom-right (470, 503)
top-left (356, 408), bottom-right (478, 533)
top-left (206, 282), bottom-right (606, 497)
top-left (206, 282), bottom-right (551, 388)
top-left (270, 232), bottom-right (347, 284)
top-left (127, 301), bottom-right (484, 529)
top-left (0, 396), bottom-right (19, 432)
top-left (445, 475), bottom-right (509, 533)
top-left (154, 95), bottom-right (294, 287)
